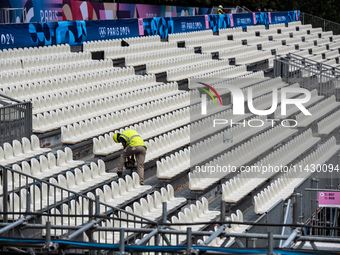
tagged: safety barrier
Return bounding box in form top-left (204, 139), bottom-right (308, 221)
top-left (0, 94), bottom-right (32, 146)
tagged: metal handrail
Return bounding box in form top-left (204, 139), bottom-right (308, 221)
top-left (300, 12), bottom-right (340, 34)
top-left (0, 165), bottom-right (157, 225)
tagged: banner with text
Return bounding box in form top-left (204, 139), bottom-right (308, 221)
top-left (85, 19), bottom-right (139, 42)
top-left (232, 13), bottom-right (255, 28)
top-left (172, 16), bottom-right (206, 34)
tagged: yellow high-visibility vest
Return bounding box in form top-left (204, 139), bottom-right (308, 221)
top-left (120, 129), bottom-right (146, 147)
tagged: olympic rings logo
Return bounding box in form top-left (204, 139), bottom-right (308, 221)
top-left (99, 27), bottom-right (106, 38)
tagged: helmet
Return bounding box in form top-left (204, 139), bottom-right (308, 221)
top-left (219, 5), bottom-right (223, 8)
top-left (113, 133), bottom-right (120, 143)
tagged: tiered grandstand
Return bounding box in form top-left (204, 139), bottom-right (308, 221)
top-left (0, 17), bottom-right (340, 254)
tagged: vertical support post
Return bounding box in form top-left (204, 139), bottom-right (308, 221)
top-left (186, 227), bottom-right (192, 254)
top-left (3, 168), bottom-right (8, 223)
top-left (26, 190), bottom-right (31, 213)
top-left (95, 195), bottom-right (100, 216)
top-left (155, 233), bottom-right (160, 255)
top-left (45, 221), bottom-right (51, 249)
top-left (89, 198), bottom-right (93, 218)
top-left (267, 232), bottom-right (273, 255)
top-left (87, 198), bottom-right (94, 244)
top-left (333, 208), bottom-right (338, 237)
top-left (26, 101), bottom-right (32, 140)
top-left (162, 202), bottom-right (167, 225)
top-left (299, 193), bottom-right (304, 224)
top-left (293, 194), bottom-right (298, 224)
top-left (119, 229), bottom-right (125, 254)
top-left (221, 200), bottom-right (226, 222)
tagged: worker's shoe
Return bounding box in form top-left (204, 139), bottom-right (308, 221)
top-left (117, 171), bottom-right (123, 178)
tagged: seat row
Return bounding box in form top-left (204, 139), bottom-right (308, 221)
top-left (61, 93), bottom-right (190, 143)
top-left (105, 41), bottom-right (177, 59)
top-left (54, 162), bottom-right (114, 196)
top-left (4, 159), bottom-right (109, 215)
top-left (190, 94), bottom-right (229, 122)
top-left (145, 126), bottom-right (190, 162)
top-left (32, 72), bottom-right (153, 106)
top-left (190, 116), bottom-right (271, 168)
top-left (246, 36), bottom-right (269, 45)
top-left (295, 95), bottom-right (340, 127)
top-left (21, 52), bottom-right (92, 69)
top-left (317, 109), bottom-right (340, 134)
top-left (299, 41), bottom-right (316, 50)
top-left (62, 161), bottom-right (117, 194)
top-left (0, 135), bottom-right (50, 166)
top-left (235, 50), bottom-right (274, 67)
top-left (33, 83), bottom-right (181, 132)
top-left (314, 38), bottom-right (331, 48)
top-left (189, 125), bottom-right (298, 190)
top-left (0, 44), bottom-right (70, 59)
top-left (310, 45), bottom-right (328, 55)
top-left (251, 83), bottom-right (300, 111)
top-left (274, 89), bottom-right (323, 119)
top-left (129, 186), bottom-right (187, 222)
top-left (254, 136), bottom-right (340, 214)
top-left (93, 107), bottom-right (190, 155)
top-left (201, 40), bottom-right (242, 53)
top-left (0, 59), bottom-right (113, 85)
top-left (123, 35), bottom-right (160, 45)
top-left (197, 210), bottom-right (248, 247)
top-left (284, 37), bottom-right (303, 46)
top-left (261, 40), bottom-right (283, 51)
top-left (323, 59), bottom-right (340, 68)
top-left (184, 34), bottom-right (229, 48)
top-left (207, 70), bottom-right (268, 92)
top-left (167, 59), bottom-right (231, 81)
top-left (231, 31), bottom-right (253, 40)
top-left (324, 49), bottom-right (340, 59)
top-left (92, 172), bottom-right (152, 208)
top-left (218, 27), bottom-right (243, 36)
top-left (146, 53), bottom-right (212, 74)
top-left (168, 30), bottom-right (213, 42)
top-left (328, 41), bottom-right (340, 50)
top-left (171, 197), bottom-right (220, 233)
top-left (219, 45), bottom-right (257, 60)
top-left (237, 77), bottom-right (286, 100)
top-left (0, 59), bottom-right (23, 72)
top-left (83, 39), bottom-right (121, 52)
top-left (157, 114), bottom-right (266, 180)
top-left (5, 189), bottom-right (86, 224)
top-left (6, 67), bottom-right (137, 103)
top-left (86, 186), bottom-right (185, 241)
top-left (188, 65), bottom-right (249, 87)
top-left (275, 45), bottom-right (298, 56)
top-left (7, 147), bottom-right (84, 189)
top-left (124, 47), bottom-right (194, 66)
top-left (189, 107), bottom-right (249, 142)
top-left (41, 199), bottom-right (89, 236)
top-left (222, 128), bottom-right (320, 203)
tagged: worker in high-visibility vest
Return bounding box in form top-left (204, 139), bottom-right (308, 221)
top-left (113, 129), bottom-right (147, 185)
top-left (218, 5), bottom-right (224, 14)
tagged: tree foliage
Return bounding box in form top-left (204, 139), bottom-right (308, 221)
top-left (119, 0), bottom-right (340, 23)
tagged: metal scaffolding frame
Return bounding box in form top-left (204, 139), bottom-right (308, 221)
top-left (0, 7), bottom-right (27, 24)
top-left (274, 53), bottom-right (340, 100)
top-left (0, 163), bottom-right (339, 254)
top-left (0, 93), bottom-right (32, 146)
